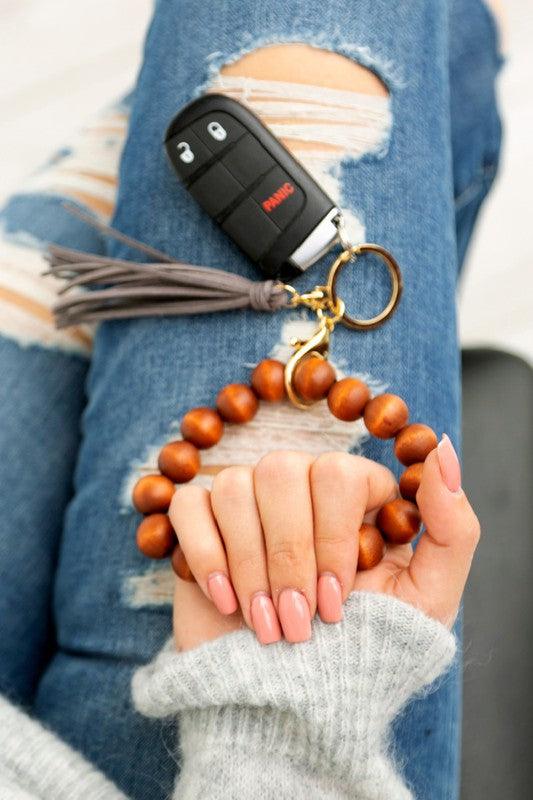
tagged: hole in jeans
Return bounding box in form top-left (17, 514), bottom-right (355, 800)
top-left (208, 43), bottom-right (392, 245)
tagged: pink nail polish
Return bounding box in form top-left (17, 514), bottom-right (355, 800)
top-left (251, 593), bottom-right (282, 645)
top-left (278, 589), bottom-right (311, 643)
top-left (317, 573), bottom-right (343, 623)
top-left (207, 572), bottom-right (238, 615)
top-left (437, 434), bottom-right (462, 493)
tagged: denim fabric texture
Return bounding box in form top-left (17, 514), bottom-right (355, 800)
top-left (0, 1), bottom-right (501, 798)
top-left (0, 207), bottom-right (107, 705)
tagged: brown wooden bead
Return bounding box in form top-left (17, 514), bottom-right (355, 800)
top-left (327, 377), bottom-right (370, 421)
top-left (251, 359), bottom-right (286, 402)
top-left (376, 498), bottom-right (421, 544)
top-left (180, 407), bottom-right (224, 449)
top-left (158, 440), bottom-right (200, 484)
top-left (132, 474), bottom-right (175, 514)
top-left (358, 523), bottom-right (386, 570)
top-left (171, 544), bottom-right (196, 582)
top-left (363, 393), bottom-right (409, 439)
top-left (136, 513), bottom-right (175, 558)
top-left (399, 462), bottom-right (424, 501)
top-left (293, 356), bottom-right (336, 402)
top-left (394, 423), bottom-right (438, 466)
top-left (216, 383), bottom-right (259, 423)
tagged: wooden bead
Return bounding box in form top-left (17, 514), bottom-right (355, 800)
top-left (399, 462), bottom-right (424, 501)
top-left (216, 383), bottom-right (259, 423)
top-left (377, 498), bottom-right (421, 544)
top-left (158, 440), bottom-right (200, 484)
top-left (171, 544), bottom-right (196, 582)
top-left (394, 423), bottom-right (438, 466)
top-left (363, 393), bottom-right (409, 439)
top-left (180, 407), bottom-right (224, 449)
top-left (136, 514), bottom-right (175, 558)
top-left (327, 377), bottom-right (370, 421)
top-left (251, 359), bottom-right (286, 402)
top-left (293, 356), bottom-right (336, 402)
top-left (358, 523), bottom-right (385, 571)
top-left (132, 474), bottom-right (175, 514)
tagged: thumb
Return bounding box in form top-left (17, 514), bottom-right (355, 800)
top-left (408, 435), bottom-right (481, 627)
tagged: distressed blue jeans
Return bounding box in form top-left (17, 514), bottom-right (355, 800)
top-left (0, 1), bottom-right (502, 798)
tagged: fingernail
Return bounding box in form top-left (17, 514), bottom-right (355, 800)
top-left (437, 434), bottom-right (462, 493)
top-left (207, 572), bottom-right (238, 615)
top-left (251, 593), bottom-right (282, 645)
top-left (278, 589), bottom-right (311, 643)
top-left (317, 573), bottom-right (343, 623)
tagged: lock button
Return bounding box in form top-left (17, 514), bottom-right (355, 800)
top-left (166, 129), bottom-right (213, 181)
top-left (192, 112), bottom-right (245, 153)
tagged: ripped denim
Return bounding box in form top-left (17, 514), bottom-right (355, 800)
top-left (0, 1), bottom-right (502, 798)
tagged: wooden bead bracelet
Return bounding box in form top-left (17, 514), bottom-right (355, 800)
top-left (132, 355), bottom-right (437, 580)
top-left (129, 241), bottom-right (435, 580)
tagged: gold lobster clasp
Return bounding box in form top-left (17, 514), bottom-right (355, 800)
top-left (280, 242), bottom-right (402, 408)
top-left (281, 284), bottom-right (345, 409)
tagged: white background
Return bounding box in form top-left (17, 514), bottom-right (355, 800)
top-left (0, 0), bottom-right (531, 361)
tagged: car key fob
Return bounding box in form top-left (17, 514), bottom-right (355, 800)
top-left (164, 94), bottom-right (341, 280)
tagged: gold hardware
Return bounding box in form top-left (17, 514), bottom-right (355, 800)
top-left (326, 243), bottom-right (402, 330)
top-left (280, 242), bottom-right (402, 407)
top-left (281, 283), bottom-right (345, 409)
top-left (283, 315), bottom-right (331, 409)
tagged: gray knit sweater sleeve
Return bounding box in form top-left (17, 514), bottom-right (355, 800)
top-left (132, 591), bottom-right (457, 800)
top-left (0, 592), bottom-right (456, 800)
top-left (0, 693), bottom-right (127, 800)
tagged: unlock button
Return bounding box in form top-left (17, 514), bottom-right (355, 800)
top-left (192, 112), bottom-right (245, 153)
top-left (165, 129), bottom-right (213, 182)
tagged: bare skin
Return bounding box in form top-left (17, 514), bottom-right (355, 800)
top-left (171, 448), bottom-right (480, 651)
top-left (214, 44), bottom-right (388, 155)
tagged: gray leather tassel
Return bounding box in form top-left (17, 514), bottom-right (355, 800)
top-left (45, 206), bottom-right (290, 328)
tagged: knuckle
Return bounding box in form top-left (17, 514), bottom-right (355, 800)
top-left (212, 464), bottom-right (253, 501)
top-left (314, 530), bottom-right (354, 550)
top-left (312, 451), bottom-right (394, 491)
top-left (268, 541), bottom-right (302, 573)
top-left (169, 483), bottom-right (207, 514)
top-left (312, 450), bottom-right (360, 484)
top-left (255, 449), bottom-right (308, 482)
top-left (231, 549), bottom-right (264, 575)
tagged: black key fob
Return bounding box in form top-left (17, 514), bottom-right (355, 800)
top-left (164, 94), bottom-right (340, 280)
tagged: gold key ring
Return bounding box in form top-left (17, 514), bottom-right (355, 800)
top-left (326, 243), bottom-right (403, 330)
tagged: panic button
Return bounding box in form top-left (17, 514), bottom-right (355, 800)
top-left (252, 167), bottom-right (305, 230)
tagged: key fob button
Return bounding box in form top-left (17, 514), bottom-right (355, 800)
top-left (221, 134), bottom-right (275, 188)
top-left (222, 197), bottom-right (279, 261)
top-left (189, 162), bottom-right (244, 218)
top-left (192, 112), bottom-right (245, 153)
top-left (166, 129), bottom-right (213, 181)
top-left (252, 167), bottom-right (305, 230)
top-left (165, 95), bottom-right (337, 276)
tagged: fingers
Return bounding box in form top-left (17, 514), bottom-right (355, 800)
top-left (310, 452), bottom-right (397, 621)
top-left (253, 450), bottom-right (316, 641)
top-left (408, 436), bottom-right (481, 627)
top-left (168, 485), bottom-right (239, 616)
top-left (210, 466), bottom-right (282, 644)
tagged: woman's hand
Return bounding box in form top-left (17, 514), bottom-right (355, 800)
top-left (170, 438), bottom-right (480, 651)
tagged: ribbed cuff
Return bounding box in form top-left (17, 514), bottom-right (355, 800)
top-left (0, 695), bottom-right (127, 800)
top-left (132, 591), bottom-right (456, 793)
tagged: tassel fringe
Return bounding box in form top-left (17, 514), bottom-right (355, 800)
top-left (45, 205), bottom-right (289, 327)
